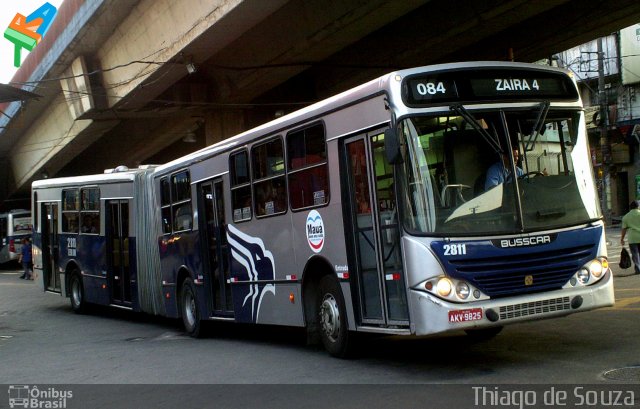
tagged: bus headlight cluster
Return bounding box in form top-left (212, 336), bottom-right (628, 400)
top-left (420, 276), bottom-right (488, 303)
top-left (567, 257), bottom-right (608, 287)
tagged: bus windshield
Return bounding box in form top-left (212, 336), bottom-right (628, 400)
top-left (398, 108), bottom-right (601, 236)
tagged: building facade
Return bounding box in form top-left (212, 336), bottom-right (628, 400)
top-left (556, 23), bottom-right (640, 221)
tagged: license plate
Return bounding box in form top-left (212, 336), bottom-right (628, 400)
top-left (448, 308), bottom-right (483, 323)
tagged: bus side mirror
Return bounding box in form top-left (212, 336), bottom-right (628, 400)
top-left (384, 128), bottom-right (402, 164)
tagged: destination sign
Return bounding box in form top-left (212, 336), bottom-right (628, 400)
top-left (470, 77), bottom-right (569, 98)
top-left (406, 77), bottom-right (458, 102)
top-left (403, 68), bottom-right (578, 106)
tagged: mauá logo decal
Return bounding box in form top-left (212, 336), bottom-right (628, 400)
top-left (4, 2), bottom-right (58, 68)
top-left (306, 210), bottom-right (325, 253)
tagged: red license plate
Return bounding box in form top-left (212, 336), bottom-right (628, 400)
top-left (448, 308), bottom-right (483, 323)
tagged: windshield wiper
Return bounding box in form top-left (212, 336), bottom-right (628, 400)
top-left (524, 101), bottom-right (550, 152)
top-left (450, 104), bottom-right (502, 154)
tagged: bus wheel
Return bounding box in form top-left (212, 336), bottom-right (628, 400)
top-left (317, 275), bottom-right (351, 358)
top-left (180, 278), bottom-right (202, 337)
top-left (465, 326), bottom-right (503, 341)
top-left (69, 271), bottom-right (87, 314)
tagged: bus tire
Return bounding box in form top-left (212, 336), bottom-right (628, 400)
top-left (180, 278), bottom-right (202, 337)
top-left (465, 326), bottom-right (503, 341)
top-left (69, 271), bottom-right (87, 314)
top-left (317, 275), bottom-right (352, 358)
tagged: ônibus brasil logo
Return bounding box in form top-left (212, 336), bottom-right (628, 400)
top-left (306, 210), bottom-right (324, 253)
top-left (4, 2), bottom-right (58, 68)
top-left (7, 385), bottom-right (73, 408)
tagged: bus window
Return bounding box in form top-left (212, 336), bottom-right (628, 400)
top-left (80, 187), bottom-right (100, 234)
top-left (230, 150), bottom-right (252, 222)
top-left (287, 123), bottom-right (328, 210)
top-left (12, 215), bottom-right (32, 234)
top-left (252, 138), bottom-right (286, 217)
top-left (173, 203), bottom-right (193, 232)
top-left (172, 171), bottom-right (191, 202)
top-left (160, 177), bottom-right (171, 234)
top-left (62, 189), bottom-right (79, 233)
top-left (171, 171), bottom-right (193, 232)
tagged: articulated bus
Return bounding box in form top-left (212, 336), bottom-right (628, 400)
top-left (32, 62), bottom-right (614, 357)
top-left (0, 209), bottom-right (32, 264)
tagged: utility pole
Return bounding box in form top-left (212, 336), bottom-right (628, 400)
top-left (597, 37), bottom-right (611, 224)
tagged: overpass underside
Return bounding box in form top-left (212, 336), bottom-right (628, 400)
top-left (2, 0), bottom-right (640, 205)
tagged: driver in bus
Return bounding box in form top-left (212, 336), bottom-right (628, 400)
top-left (484, 148), bottom-right (524, 191)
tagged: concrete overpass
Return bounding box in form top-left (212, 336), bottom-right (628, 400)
top-left (2, 0), bottom-right (640, 207)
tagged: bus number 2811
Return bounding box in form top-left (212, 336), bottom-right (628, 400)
top-left (443, 243), bottom-right (467, 256)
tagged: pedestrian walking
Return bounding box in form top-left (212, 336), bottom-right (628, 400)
top-left (620, 200), bottom-right (640, 275)
top-left (18, 238), bottom-right (33, 280)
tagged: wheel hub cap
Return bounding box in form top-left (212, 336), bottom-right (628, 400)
top-left (184, 293), bottom-right (196, 326)
top-left (72, 281), bottom-right (81, 305)
top-left (320, 294), bottom-right (340, 342)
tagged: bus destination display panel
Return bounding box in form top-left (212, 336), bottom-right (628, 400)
top-left (403, 69), bottom-right (578, 106)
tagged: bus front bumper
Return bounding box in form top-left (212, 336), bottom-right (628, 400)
top-left (409, 270), bottom-right (614, 336)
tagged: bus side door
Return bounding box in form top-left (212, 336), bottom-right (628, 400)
top-left (106, 200), bottom-right (132, 306)
top-left (198, 179), bottom-right (233, 316)
top-left (343, 130), bottom-right (409, 326)
top-left (41, 202), bottom-right (61, 292)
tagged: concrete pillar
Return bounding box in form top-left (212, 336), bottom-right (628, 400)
top-left (205, 110), bottom-right (246, 146)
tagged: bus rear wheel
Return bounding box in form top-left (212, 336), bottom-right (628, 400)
top-left (317, 275), bottom-right (352, 358)
top-left (180, 278), bottom-right (202, 337)
top-left (69, 271), bottom-right (87, 314)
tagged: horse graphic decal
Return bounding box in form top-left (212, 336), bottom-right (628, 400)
top-left (226, 224), bottom-right (275, 322)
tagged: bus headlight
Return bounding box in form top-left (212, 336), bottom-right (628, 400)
top-left (436, 278), bottom-right (452, 297)
top-left (577, 268), bottom-right (590, 284)
top-left (589, 259), bottom-right (603, 278)
top-left (456, 282), bottom-right (470, 299)
top-left (419, 276), bottom-right (489, 303)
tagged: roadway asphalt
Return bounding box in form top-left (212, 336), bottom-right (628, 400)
top-left (1, 229), bottom-right (639, 409)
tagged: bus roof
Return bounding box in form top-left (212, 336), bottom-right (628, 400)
top-left (153, 61), bottom-right (575, 176)
top-left (32, 167), bottom-right (148, 189)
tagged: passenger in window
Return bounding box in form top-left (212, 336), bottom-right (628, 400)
top-left (274, 181), bottom-right (286, 213)
top-left (67, 217), bottom-right (78, 233)
top-left (91, 217), bottom-right (99, 234)
top-left (356, 182), bottom-right (370, 214)
top-left (256, 188), bottom-right (267, 216)
top-left (82, 216), bottom-right (94, 233)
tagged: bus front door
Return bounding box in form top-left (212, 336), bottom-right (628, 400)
top-left (199, 179), bottom-right (233, 317)
top-left (344, 131), bottom-right (409, 326)
top-left (41, 203), bottom-right (61, 292)
top-left (106, 200), bottom-right (132, 306)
